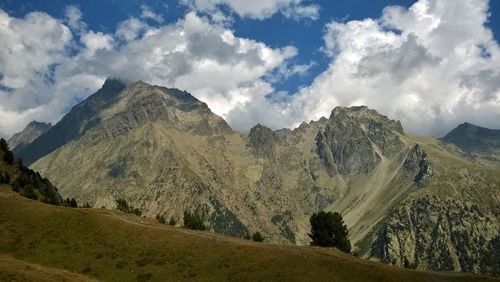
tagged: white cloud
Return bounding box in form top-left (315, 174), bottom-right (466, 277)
top-left (80, 30), bottom-right (114, 57)
top-left (181, 0), bottom-right (319, 20)
top-left (140, 5), bottom-right (164, 23)
top-left (266, 60), bottom-right (315, 84)
top-left (1, 0), bottom-right (499, 138)
top-left (64, 5), bottom-right (86, 32)
top-left (282, 3), bottom-right (320, 21)
top-left (245, 0), bottom-right (500, 136)
top-left (0, 8), bottom-right (296, 137)
top-left (115, 18), bottom-right (149, 42)
top-left (0, 9), bottom-right (72, 137)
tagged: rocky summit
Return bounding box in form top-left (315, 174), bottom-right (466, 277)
top-left (8, 121), bottom-right (51, 152)
top-left (442, 122), bottom-right (500, 163)
top-left (18, 80), bottom-right (499, 274)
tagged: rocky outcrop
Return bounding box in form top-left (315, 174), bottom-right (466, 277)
top-left (248, 124), bottom-right (275, 158)
top-left (315, 106), bottom-right (404, 176)
top-left (404, 144), bottom-right (433, 187)
top-left (8, 121), bottom-right (51, 151)
top-left (372, 194), bottom-right (499, 274)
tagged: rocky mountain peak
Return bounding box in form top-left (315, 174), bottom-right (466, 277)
top-left (17, 79), bottom-right (232, 165)
top-left (329, 106), bottom-right (404, 134)
top-left (97, 80), bottom-right (232, 137)
top-left (15, 79), bottom-right (127, 165)
top-left (315, 106), bottom-right (405, 176)
top-left (442, 122), bottom-right (500, 162)
top-left (8, 121), bottom-right (52, 151)
top-left (443, 122), bottom-right (500, 151)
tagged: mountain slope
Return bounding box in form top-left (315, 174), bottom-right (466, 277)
top-left (8, 121), bottom-right (51, 152)
top-left (29, 80), bottom-right (499, 274)
top-left (370, 135), bottom-right (499, 274)
top-left (442, 122), bottom-right (500, 162)
top-left (0, 187), bottom-right (495, 282)
top-left (0, 139), bottom-right (62, 205)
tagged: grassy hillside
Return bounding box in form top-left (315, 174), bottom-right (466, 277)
top-left (0, 188), bottom-right (497, 282)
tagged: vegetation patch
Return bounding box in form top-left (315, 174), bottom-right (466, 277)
top-left (209, 198), bottom-right (249, 237)
top-left (115, 198), bottom-right (141, 216)
top-left (309, 211), bottom-right (351, 253)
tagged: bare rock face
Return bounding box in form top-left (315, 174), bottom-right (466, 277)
top-left (95, 81), bottom-right (232, 139)
top-left (373, 194), bottom-right (499, 274)
top-left (248, 124), bottom-right (275, 158)
top-left (315, 106), bottom-right (404, 176)
top-left (404, 144), bottom-right (433, 187)
top-left (8, 121), bottom-right (51, 151)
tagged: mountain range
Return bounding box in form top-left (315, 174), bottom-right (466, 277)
top-left (12, 79), bottom-right (500, 274)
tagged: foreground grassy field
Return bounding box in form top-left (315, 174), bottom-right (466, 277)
top-left (0, 187), bottom-right (497, 282)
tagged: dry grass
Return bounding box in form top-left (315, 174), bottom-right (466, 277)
top-left (0, 254), bottom-right (95, 282)
top-left (0, 187), bottom-right (497, 282)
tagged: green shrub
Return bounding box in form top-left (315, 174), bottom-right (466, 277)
top-left (403, 258), bottom-right (418, 269)
top-left (0, 172), bottom-right (10, 184)
top-left (168, 217), bottom-right (177, 226)
top-left (3, 150), bottom-right (14, 165)
top-left (131, 208), bottom-right (141, 216)
top-left (0, 138), bottom-right (8, 153)
top-left (116, 198), bottom-right (129, 212)
top-left (252, 231), bottom-right (264, 242)
top-left (156, 213), bottom-right (166, 224)
top-left (183, 210), bottom-right (206, 230)
top-left (115, 198), bottom-right (141, 216)
top-left (64, 198), bottom-right (78, 208)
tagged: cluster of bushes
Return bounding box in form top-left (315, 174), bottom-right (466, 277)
top-left (244, 231), bottom-right (264, 242)
top-left (115, 198), bottom-right (141, 216)
top-left (183, 210), bottom-right (206, 230)
top-left (64, 197), bottom-right (78, 208)
top-left (12, 165), bottom-right (62, 205)
top-left (0, 138), bottom-right (63, 205)
top-left (156, 213), bottom-right (177, 226)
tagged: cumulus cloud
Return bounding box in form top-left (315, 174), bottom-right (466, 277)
top-left (0, 8), bottom-right (296, 137)
top-left (115, 18), bottom-right (149, 42)
top-left (234, 0), bottom-right (500, 136)
top-left (0, 10), bottom-right (72, 136)
top-left (1, 0), bottom-right (499, 138)
top-left (140, 5), bottom-right (164, 23)
top-left (181, 0), bottom-right (319, 20)
top-left (64, 5), bottom-right (86, 32)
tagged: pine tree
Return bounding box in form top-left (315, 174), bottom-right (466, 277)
top-left (308, 211), bottom-right (351, 253)
top-left (252, 231), bottom-right (264, 242)
top-left (0, 138), bottom-right (8, 152)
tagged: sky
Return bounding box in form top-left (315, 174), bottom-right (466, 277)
top-left (0, 0), bottom-right (499, 138)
